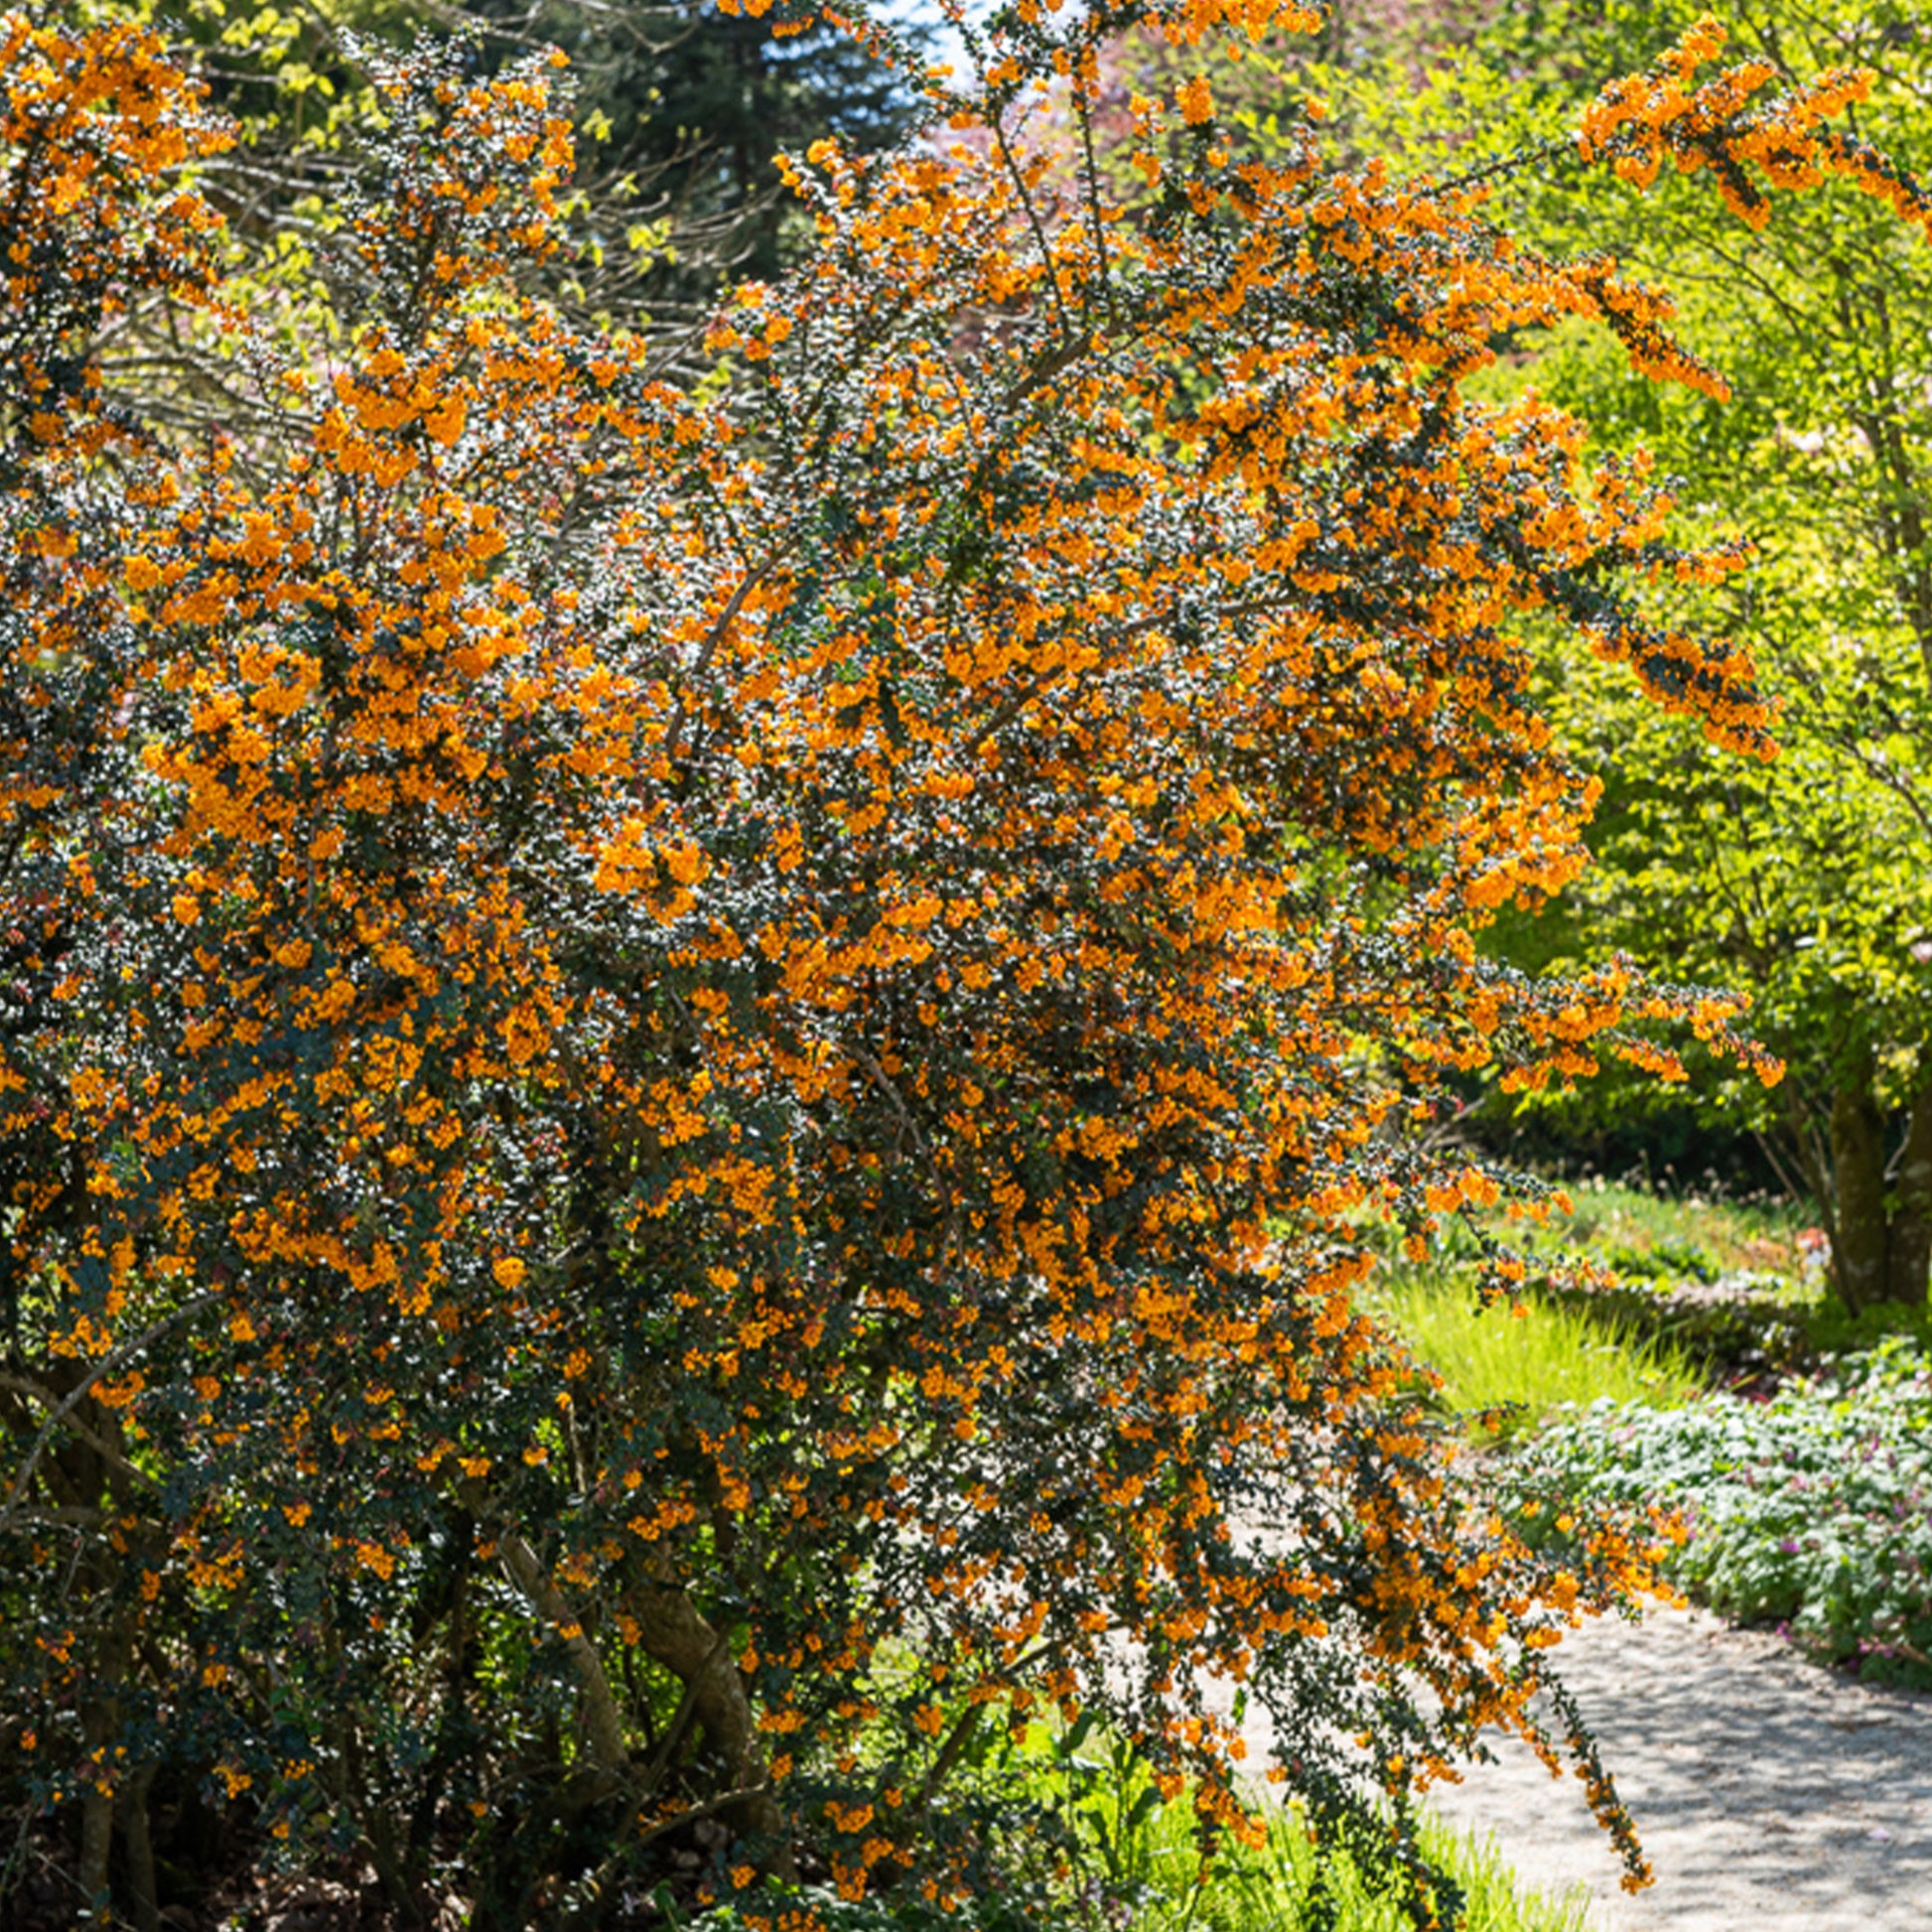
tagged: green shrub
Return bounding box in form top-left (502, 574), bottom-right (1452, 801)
top-left (1802, 1298), bottom-right (1932, 1361)
top-left (1506, 1340), bottom-right (1932, 1685)
top-left (1536, 1181), bottom-right (1811, 1289)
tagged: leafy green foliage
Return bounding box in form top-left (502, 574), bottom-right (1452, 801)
top-left (1447, 0), bottom-right (1932, 1307)
top-left (1508, 1341), bottom-right (1932, 1686)
top-left (680, 1722), bottom-right (1597, 1932)
top-left (1010, 1724), bottom-right (1594, 1932)
top-left (1208, 0), bottom-right (1932, 1306)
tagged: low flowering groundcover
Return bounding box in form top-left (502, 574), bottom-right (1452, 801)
top-left (1505, 1340), bottom-right (1932, 1687)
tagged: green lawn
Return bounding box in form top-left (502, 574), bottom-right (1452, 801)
top-left (1366, 1264), bottom-right (1706, 1441)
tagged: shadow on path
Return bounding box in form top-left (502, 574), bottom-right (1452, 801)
top-left (1424, 1604), bottom-right (1932, 1931)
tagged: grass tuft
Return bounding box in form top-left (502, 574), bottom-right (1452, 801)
top-left (1367, 1265), bottom-right (1706, 1440)
top-left (1068, 1768), bottom-right (1595, 1931)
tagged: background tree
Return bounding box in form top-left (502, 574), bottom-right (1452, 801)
top-left (1238, 0), bottom-right (1932, 1311)
top-left (167, 0), bottom-right (928, 335)
top-left (1, 4), bottom-right (1921, 1928)
top-left (482, 0), bottom-right (925, 286)
top-left (1480, 0), bottom-right (1932, 1313)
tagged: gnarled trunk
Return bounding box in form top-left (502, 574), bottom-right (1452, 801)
top-left (465, 1483), bottom-right (787, 1858)
top-left (626, 1552), bottom-right (786, 1850)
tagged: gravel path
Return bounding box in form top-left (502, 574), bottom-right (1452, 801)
top-left (1423, 1603), bottom-right (1932, 1930)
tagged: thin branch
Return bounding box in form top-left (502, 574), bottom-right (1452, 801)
top-left (0, 1372), bottom-right (154, 1492)
top-left (663, 546), bottom-right (782, 765)
top-left (992, 113), bottom-right (1075, 344)
top-left (1, 1293), bottom-right (224, 1531)
top-left (1072, 83), bottom-right (1119, 331)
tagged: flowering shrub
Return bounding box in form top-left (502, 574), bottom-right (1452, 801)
top-left (0, 1), bottom-right (1925, 1925)
top-left (1507, 1340), bottom-right (1932, 1686)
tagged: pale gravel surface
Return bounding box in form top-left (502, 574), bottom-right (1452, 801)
top-left (1421, 1603), bottom-right (1932, 1931)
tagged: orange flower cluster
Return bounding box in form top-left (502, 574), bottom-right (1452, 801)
top-left (1578, 13), bottom-right (1931, 238)
top-left (0, 13), bottom-right (230, 437)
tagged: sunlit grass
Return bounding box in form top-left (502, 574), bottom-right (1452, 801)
top-left (1543, 1178), bottom-right (1814, 1293)
top-left (1367, 1265), bottom-right (1707, 1441)
top-left (1039, 1725), bottom-right (1596, 1932)
top-left (1096, 1797), bottom-right (1595, 1932)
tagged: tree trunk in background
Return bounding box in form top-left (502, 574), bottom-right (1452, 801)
top-left (1831, 1081), bottom-right (1890, 1311)
top-left (1885, 1077), bottom-right (1932, 1309)
top-left (1828, 1074), bottom-right (1932, 1313)
top-left (119, 1761), bottom-right (161, 1932)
